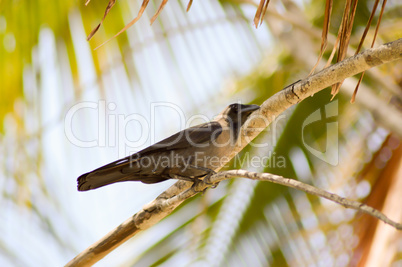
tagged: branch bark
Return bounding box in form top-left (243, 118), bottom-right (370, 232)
top-left (66, 38), bottom-right (402, 267)
top-left (207, 170), bottom-right (402, 230)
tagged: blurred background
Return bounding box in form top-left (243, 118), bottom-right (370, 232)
top-left (1, 0), bottom-right (402, 266)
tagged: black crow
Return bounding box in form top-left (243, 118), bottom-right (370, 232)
top-left (77, 103), bottom-right (259, 191)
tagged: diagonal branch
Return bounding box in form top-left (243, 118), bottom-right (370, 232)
top-left (66, 38), bottom-right (402, 267)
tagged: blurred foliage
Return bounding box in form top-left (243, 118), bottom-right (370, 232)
top-left (1, 0), bottom-right (401, 266)
top-left (0, 0), bottom-right (129, 131)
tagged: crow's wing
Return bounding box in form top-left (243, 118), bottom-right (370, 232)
top-left (77, 121), bottom-right (222, 191)
top-left (141, 121), bottom-right (223, 154)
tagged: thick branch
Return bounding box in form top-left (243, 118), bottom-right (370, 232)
top-left (66, 38), bottom-right (402, 267)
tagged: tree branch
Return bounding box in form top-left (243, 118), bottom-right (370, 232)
top-left (66, 38), bottom-right (402, 267)
top-left (206, 170), bottom-right (402, 230)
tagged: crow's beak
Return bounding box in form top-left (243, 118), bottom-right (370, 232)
top-left (240, 104), bottom-right (260, 115)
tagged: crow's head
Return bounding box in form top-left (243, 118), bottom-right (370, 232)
top-left (218, 103), bottom-right (260, 141)
top-left (222, 103), bottom-right (260, 125)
